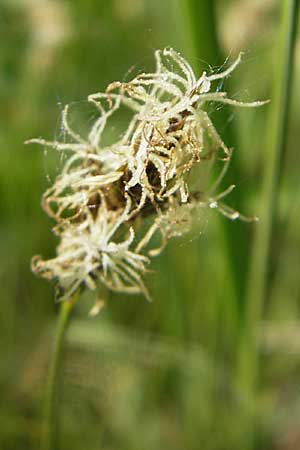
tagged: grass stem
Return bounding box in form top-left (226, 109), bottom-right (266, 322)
top-left (44, 295), bottom-right (77, 450)
top-left (242, 0), bottom-right (299, 381)
top-left (179, 0), bottom-right (249, 317)
top-left (237, 0), bottom-right (299, 443)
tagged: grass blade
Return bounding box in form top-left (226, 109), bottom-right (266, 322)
top-left (242, 0), bottom-right (299, 376)
top-left (237, 0), bottom-right (299, 444)
top-left (179, 0), bottom-right (250, 311)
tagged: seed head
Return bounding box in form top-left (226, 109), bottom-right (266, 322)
top-left (27, 48), bottom-right (268, 308)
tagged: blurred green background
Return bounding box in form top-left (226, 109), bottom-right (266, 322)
top-left (1, 0), bottom-right (300, 449)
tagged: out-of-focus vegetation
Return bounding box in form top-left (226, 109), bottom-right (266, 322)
top-left (1, 1), bottom-right (300, 449)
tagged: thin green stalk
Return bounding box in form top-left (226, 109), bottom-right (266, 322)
top-left (44, 296), bottom-right (77, 450)
top-left (233, 6), bottom-right (300, 448)
top-left (239, 0), bottom-right (299, 391)
top-left (179, 0), bottom-right (221, 72)
top-left (179, 0), bottom-right (249, 317)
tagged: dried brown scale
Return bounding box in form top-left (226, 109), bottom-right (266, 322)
top-left (87, 192), bottom-right (101, 218)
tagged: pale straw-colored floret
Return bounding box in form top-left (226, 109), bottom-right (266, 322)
top-left (89, 48), bottom-right (267, 209)
top-left (26, 100), bottom-right (127, 220)
top-left (31, 197), bottom-right (150, 302)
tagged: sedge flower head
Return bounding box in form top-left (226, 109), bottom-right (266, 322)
top-left (27, 48), bottom-right (268, 308)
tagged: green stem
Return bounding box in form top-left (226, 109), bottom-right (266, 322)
top-left (241, 0), bottom-right (299, 383)
top-left (179, 0), bottom-right (220, 73)
top-left (179, 0), bottom-right (249, 317)
top-left (44, 296), bottom-right (77, 450)
top-left (236, 2), bottom-right (299, 444)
